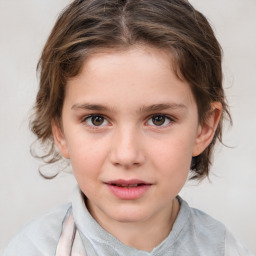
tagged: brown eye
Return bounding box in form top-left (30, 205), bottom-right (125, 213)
top-left (147, 114), bottom-right (172, 127)
top-left (152, 115), bottom-right (165, 126)
top-left (84, 115), bottom-right (108, 127)
top-left (91, 115), bottom-right (104, 126)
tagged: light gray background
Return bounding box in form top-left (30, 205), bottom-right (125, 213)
top-left (0, 0), bottom-right (255, 254)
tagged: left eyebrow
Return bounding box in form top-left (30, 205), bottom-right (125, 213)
top-left (138, 103), bottom-right (187, 113)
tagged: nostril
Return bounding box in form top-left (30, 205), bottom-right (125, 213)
top-left (108, 136), bottom-right (146, 167)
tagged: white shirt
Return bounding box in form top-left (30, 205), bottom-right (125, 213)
top-left (3, 187), bottom-right (255, 256)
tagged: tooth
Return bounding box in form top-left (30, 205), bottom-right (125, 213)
top-left (129, 184), bottom-right (138, 187)
top-left (114, 184), bottom-right (141, 187)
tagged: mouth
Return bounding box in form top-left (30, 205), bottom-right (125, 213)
top-left (104, 179), bottom-right (152, 200)
top-left (105, 179), bottom-right (151, 187)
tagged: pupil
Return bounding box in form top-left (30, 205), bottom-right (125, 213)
top-left (153, 115), bottom-right (165, 126)
top-left (92, 116), bottom-right (104, 126)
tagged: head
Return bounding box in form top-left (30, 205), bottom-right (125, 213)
top-left (31, 0), bottom-right (231, 180)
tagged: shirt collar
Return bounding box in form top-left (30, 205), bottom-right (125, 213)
top-left (72, 186), bottom-right (190, 255)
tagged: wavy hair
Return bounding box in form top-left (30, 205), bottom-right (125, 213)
top-left (30, 0), bottom-right (231, 179)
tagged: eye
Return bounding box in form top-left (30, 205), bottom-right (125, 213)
top-left (83, 115), bottom-right (109, 127)
top-left (146, 114), bottom-right (172, 127)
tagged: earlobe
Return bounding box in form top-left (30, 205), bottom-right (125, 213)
top-left (51, 120), bottom-right (70, 159)
top-left (192, 102), bottom-right (222, 157)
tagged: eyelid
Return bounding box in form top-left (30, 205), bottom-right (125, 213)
top-left (145, 114), bottom-right (174, 127)
top-left (81, 114), bottom-right (110, 128)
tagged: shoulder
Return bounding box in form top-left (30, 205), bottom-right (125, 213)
top-left (225, 229), bottom-right (255, 256)
top-left (188, 204), bottom-right (226, 238)
top-left (180, 200), bottom-right (254, 255)
top-left (173, 198), bottom-right (226, 255)
top-left (3, 203), bottom-right (71, 256)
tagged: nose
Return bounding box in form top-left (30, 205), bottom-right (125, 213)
top-left (109, 127), bottom-right (146, 169)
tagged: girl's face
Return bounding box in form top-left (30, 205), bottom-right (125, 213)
top-left (53, 45), bottom-right (214, 227)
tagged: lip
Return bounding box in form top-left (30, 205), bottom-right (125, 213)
top-left (105, 179), bottom-right (152, 200)
top-left (106, 179), bottom-right (151, 186)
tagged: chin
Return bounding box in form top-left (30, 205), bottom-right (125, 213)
top-left (109, 207), bottom-right (149, 223)
top-left (114, 216), bottom-right (146, 223)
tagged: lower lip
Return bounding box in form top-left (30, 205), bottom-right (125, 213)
top-left (106, 184), bottom-right (151, 200)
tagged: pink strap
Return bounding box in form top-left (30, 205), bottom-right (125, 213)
top-left (56, 209), bottom-right (86, 256)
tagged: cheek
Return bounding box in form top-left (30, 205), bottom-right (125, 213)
top-left (66, 133), bottom-right (108, 175)
top-left (148, 136), bottom-right (194, 179)
top-left (151, 142), bottom-right (192, 196)
top-left (69, 145), bottom-right (104, 194)
top-left (153, 138), bottom-right (193, 165)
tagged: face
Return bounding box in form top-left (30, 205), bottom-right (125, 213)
top-left (53, 45), bottom-right (216, 226)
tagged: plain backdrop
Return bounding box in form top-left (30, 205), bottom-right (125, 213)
top-left (0, 0), bottom-right (255, 254)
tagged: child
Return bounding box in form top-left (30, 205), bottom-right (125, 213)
top-left (3, 0), bottom-right (254, 255)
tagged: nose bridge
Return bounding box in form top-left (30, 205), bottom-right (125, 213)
top-left (110, 124), bottom-right (145, 168)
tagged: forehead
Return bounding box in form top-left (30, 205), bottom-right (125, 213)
top-left (65, 45), bottom-right (196, 110)
top-left (83, 45), bottom-right (174, 72)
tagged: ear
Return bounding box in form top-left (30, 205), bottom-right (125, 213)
top-left (51, 120), bottom-right (70, 159)
top-left (192, 102), bottom-right (222, 157)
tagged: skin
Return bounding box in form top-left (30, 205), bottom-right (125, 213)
top-left (52, 45), bottom-right (221, 251)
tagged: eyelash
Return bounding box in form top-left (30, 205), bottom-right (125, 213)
top-left (81, 114), bottom-right (174, 129)
top-left (81, 114), bottom-right (109, 128)
top-left (146, 114), bottom-right (174, 128)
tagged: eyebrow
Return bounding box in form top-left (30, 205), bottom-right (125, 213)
top-left (138, 103), bottom-right (187, 113)
top-left (71, 102), bottom-right (186, 113)
top-left (71, 103), bottom-right (111, 112)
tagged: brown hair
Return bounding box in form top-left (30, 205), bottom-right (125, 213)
top-left (30, 0), bottom-right (231, 179)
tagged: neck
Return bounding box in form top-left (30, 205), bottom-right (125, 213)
top-left (87, 198), bottom-right (180, 252)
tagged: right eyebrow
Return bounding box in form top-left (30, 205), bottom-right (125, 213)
top-left (71, 103), bottom-right (111, 112)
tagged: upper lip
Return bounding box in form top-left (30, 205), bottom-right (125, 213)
top-left (105, 179), bottom-right (152, 186)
